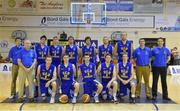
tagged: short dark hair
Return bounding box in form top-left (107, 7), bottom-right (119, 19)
top-left (105, 53), bottom-right (111, 58)
top-left (40, 35), bottom-right (47, 40)
top-left (84, 53), bottom-right (90, 57)
top-left (139, 38), bottom-right (145, 42)
top-left (158, 37), bottom-right (164, 41)
top-left (53, 36), bottom-right (58, 39)
top-left (68, 36), bottom-right (74, 40)
top-left (85, 36), bottom-right (91, 42)
top-left (15, 37), bottom-right (21, 41)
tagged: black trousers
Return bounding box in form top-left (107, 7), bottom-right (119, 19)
top-left (152, 66), bottom-right (168, 98)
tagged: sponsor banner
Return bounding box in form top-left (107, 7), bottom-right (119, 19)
top-left (0, 15), bottom-right (154, 28)
top-left (0, 63), bottom-right (12, 74)
top-left (3, 0), bottom-right (36, 13)
top-left (0, 40), bottom-right (10, 53)
top-left (155, 15), bottom-right (180, 32)
top-left (169, 65), bottom-right (180, 75)
top-left (37, 0), bottom-right (69, 14)
top-left (106, 3), bottom-right (133, 12)
top-left (76, 40), bottom-right (98, 48)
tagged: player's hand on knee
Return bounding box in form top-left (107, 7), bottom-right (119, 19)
top-left (106, 82), bottom-right (111, 89)
top-left (45, 81), bottom-right (51, 87)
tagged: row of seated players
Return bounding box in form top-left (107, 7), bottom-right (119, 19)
top-left (36, 53), bottom-right (136, 104)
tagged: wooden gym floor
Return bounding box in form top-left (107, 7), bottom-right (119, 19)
top-left (1, 72), bottom-right (180, 111)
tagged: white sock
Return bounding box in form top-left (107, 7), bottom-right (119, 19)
top-left (74, 93), bottom-right (77, 97)
top-left (113, 93), bottom-right (116, 98)
top-left (51, 92), bottom-right (55, 98)
top-left (131, 94), bottom-right (135, 98)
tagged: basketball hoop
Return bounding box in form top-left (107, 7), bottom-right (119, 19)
top-left (85, 19), bottom-right (92, 29)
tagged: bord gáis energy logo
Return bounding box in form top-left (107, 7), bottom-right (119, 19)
top-left (40, 17), bottom-right (48, 26)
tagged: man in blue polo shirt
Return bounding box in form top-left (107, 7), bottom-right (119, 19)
top-left (17, 39), bottom-right (37, 103)
top-left (8, 37), bottom-right (23, 99)
top-left (151, 37), bottom-right (171, 100)
top-left (133, 38), bottom-right (152, 100)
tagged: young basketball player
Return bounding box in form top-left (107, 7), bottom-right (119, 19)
top-left (37, 56), bottom-right (57, 103)
top-left (58, 54), bottom-right (80, 104)
top-left (97, 54), bottom-right (118, 103)
top-left (116, 53), bottom-right (136, 103)
top-left (79, 54), bottom-right (103, 103)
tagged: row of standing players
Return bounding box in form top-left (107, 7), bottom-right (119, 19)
top-left (8, 32), bottom-right (171, 104)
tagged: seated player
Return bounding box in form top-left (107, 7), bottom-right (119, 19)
top-left (58, 54), bottom-right (80, 104)
top-left (79, 54), bottom-right (103, 103)
top-left (37, 56), bottom-right (57, 103)
top-left (116, 53), bottom-right (136, 103)
top-left (97, 54), bottom-right (118, 103)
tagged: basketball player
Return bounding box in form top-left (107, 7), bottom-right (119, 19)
top-left (49, 36), bottom-right (62, 67)
top-left (114, 31), bottom-right (133, 62)
top-left (37, 56), bottom-right (57, 103)
top-left (34, 35), bottom-right (49, 98)
top-left (64, 36), bottom-right (80, 78)
top-left (97, 54), bottom-right (118, 103)
top-left (98, 36), bottom-right (113, 63)
top-left (58, 54), bottom-right (80, 104)
top-left (116, 53), bottom-right (136, 103)
top-left (79, 54), bottom-right (103, 103)
top-left (81, 36), bottom-right (97, 64)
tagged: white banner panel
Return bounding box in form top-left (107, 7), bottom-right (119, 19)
top-left (0, 15), bottom-right (154, 28)
top-left (0, 63), bottom-right (12, 74)
top-left (169, 65), bottom-right (180, 75)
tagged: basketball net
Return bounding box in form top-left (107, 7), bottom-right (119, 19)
top-left (85, 19), bottom-right (92, 30)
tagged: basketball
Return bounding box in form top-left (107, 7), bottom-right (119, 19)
top-left (59, 94), bottom-right (68, 104)
top-left (81, 94), bottom-right (90, 103)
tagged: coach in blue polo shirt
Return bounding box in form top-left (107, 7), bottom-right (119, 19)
top-left (8, 37), bottom-right (23, 99)
top-left (151, 37), bottom-right (171, 101)
top-left (17, 39), bottom-right (37, 103)
top-left (133, 38), bottom-right (152, 100)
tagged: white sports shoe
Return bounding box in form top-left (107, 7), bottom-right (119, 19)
top-left (9, 95), bottom-right (15, 99)
top-left (94, 96), bottom-right (99, 103)
top-left (50, 97), bottom-right (55, 103)
top-left (72, 97), bottom-right (77, 104)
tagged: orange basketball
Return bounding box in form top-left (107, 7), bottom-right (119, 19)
top-left (59, 94), bottom-right (68, 104)
top-left (81, 94), bottom-right (90, 103)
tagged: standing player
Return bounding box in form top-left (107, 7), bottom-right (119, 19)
top-left (79, 54), bottom-right (103, 103)
top-left (114, 32), bottom-right (133, 62)
top-left (116, 53), bottom-right (136, 103)
top-left (8, 37), bottom-right (23, 99)
top-left (81, 36), bottom-right (96, 64)
top-left (37, 56), bottom-right (57, 103)
top-left (97, 54), bottom-right (118, 103)
top-left (49, 36), bottom-right (62, 67)
top-left (58, 54), bottom-right (80, 104)
top-left (98, 36), bottom-right (113, 63)
top-left (34, 35), bottom-right (49, 98)
top-left (133, 38), bottom-right (152, 99)
top-left (64, 36), bottom-right (80, 78)
top-left (151, 37), bottom-right (171, 100)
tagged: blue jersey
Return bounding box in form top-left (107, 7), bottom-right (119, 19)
top-left (35, 43), bottom-right (49, 64)
top-left (101, 62), bottom-right (114, 83)
top-left (117, 40), bottom-right (132, 62)
top-left (65, 45), bottom-right (78, 64)
top-left (82, 45), bottom-right (95, 63)
top-left (98, 44), bottom-right (113, 63)
top-left (49, 45), bottom-right (62, 67)
top-left (8, 45), bottom-right (23, 65)
top-left (118, 62), bottom-right (132, 80)
top-left (59, 63), bottom-right (74, 82)
top-left (40, 63), bottom-right (55, 82)
top-left (80, 63), bottom-right (95, 82)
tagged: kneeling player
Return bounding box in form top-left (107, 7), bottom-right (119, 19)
top-left (97, 54), bottom-right (118, 103)
top-left (58, 54), bottom-right (80, 104)
top-left (79, 54), bottom-right (103, 103)
top-left (116, 53), bottom-right (136, 103)
top-left (37, 56), bottom-right (57, 103)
